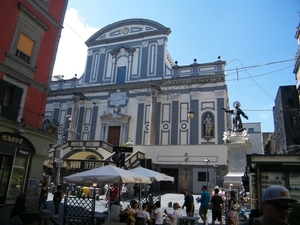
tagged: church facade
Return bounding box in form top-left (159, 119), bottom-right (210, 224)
top-left (45, 19), bottom-right (231, 193)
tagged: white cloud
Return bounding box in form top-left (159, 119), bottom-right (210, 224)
top-left (52, 8), bottom-right (99, 79)
top-left (259, 103), bottom-right (274, 120)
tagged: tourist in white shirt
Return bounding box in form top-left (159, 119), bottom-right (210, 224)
top-left (137, 203), bottom-right (152, 225)
top-left (121, 183), bottom-right (128, 201)
top-left (154, 201), bottom-right (164, 225)
top-left (164, 202), bottom-right (183, 225)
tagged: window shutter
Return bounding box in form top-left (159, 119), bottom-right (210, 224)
top-left (10, 86), bottom-right (23, 120)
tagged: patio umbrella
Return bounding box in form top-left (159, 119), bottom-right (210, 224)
top-left (129, 167), bottom-right (174, 209)
top-left (63, 165), bottom-right (152, 184)
top-left (129, 167), bottom-right (174, 182)
top-left (63, 165), bottom-right (152, 222)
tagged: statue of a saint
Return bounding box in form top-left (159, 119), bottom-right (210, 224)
top-left (221, 101), bottom-right (248, 132)
top-left (203, 113), bottom-right (213, 136)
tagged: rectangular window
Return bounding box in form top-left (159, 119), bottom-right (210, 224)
top-left (288, 99), bottom-right (295, 108)
top-left (116, 66), bottom-right (126, 84)
top-left (198, 171), bottom-right (209, 182)
top-left (15, 33), bottom-right (34, 63)
top-left (0, 80), bottom-right (23, 121)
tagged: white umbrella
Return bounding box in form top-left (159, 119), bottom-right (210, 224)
top-left (129, 167), bottom-right (174, 182)
top-left (63, 165), bottom-right (152, 222)
top-left (63, 165), bottom-right (152, 184)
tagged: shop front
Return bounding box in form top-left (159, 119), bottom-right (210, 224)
top-left (247, 154), bottom-right (300, 225)
top-left (0, 132), bottom-right (36, 205)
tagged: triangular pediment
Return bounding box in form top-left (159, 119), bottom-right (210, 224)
top-left (110, 44), bottom-right (135, 55)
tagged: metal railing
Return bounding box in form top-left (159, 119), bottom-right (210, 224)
top-left (0, 101), bottom-right (59, 135)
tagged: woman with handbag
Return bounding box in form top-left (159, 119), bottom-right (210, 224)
top-left (227, 191), bottom-right (239, 225)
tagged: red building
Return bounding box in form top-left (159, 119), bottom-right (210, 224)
top-left (0, 0), bottom-right (68, 206)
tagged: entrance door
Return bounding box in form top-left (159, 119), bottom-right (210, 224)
top-left (108, 126), bottom-right (121, 146)
top-left (160, 168), bottom-right (178, 193)
top-left (0, 155), bottom-right (13, 205)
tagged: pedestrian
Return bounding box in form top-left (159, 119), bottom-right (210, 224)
top-left (153, 201), bottom-right (164, 225)
top-left (110, 200), bottom-right (122, 222)
top-left (210, 188), bottom-right (224, 225)
top-left (240, 185), bottom-right (297, 225)
top-left (227, 190), bottom-right (238, 225)
top-left (133, 184), bottom-right (140, 196)
top-left (126, 200), bottom-right (139, 225)
top-left (182, 189), bottom-right (194, 216)
top-left (38, 182), bottom-right (48, 210)
top-left (137, 203), bottom-right (152, 225)
top-left (198, 185), bottom-right (210, 225)
top-left (164, 202), bottom-right (183, 225)
top-left (53, 184), bottom-right (64, 217)
top-left (67, 183), bottom-right (74, 197)
top-left (121, 183), bottom-right (128, 201)
top-left (106, 183), bottom-right (119, 207)
top-left (7, 192), bottom-right (26, 225)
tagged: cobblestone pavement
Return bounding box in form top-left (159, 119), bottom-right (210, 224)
top-left (0, 193), bottom-right (226, 225)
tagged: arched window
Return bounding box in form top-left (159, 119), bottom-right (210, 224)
top-left (248, 128), bottom-right (254, 133)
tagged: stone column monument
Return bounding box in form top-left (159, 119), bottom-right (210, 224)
top-left (221, 101), bottom-right (252, 188)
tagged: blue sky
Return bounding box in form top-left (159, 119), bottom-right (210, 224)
top-left (52, 0), bottom-right (300, 132)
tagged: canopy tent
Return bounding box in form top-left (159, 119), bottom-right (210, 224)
top-left (63, 165), bottom-right (152, 184)
top-left (129, 167), bottom-right (174, 182)
top-left (63, 165), bottom-right (152, 222)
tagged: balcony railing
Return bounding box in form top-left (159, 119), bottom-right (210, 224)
top-left (60, 151), bottom-right (145, 171)
top-left (0, 102), bottom-right (59, 135)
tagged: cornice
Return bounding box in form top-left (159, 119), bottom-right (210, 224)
top-left (49, 75), bottom-right (225, 97)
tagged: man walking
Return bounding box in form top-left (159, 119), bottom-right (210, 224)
top-left (199, 185), bottom-right (210, 225)
top-left (182, 189), bottom-right (194, 216)
top-left (211, 188), bottom-right (224, 225)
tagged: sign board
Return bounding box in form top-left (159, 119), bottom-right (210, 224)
top-left (54, 158), bottom-right (64, 164)
top-left (113, 146), bottom-right (133, 153)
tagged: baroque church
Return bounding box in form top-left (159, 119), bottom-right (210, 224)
top-left (45, 18), bottom-right (233, 193)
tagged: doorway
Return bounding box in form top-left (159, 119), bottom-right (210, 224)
top-left (160, 168), bottom-right (178, 193)
top-left (108, 126), bottom-right (121, 146)
top-left (0, 155), bottom-right (13, 205)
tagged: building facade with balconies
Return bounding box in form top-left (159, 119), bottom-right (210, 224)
top-left (0, 0), bottom-right (68, 206)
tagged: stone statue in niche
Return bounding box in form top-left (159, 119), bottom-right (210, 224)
top-left (203, 113), bottom-right (214, 136)
top-left (221, 101), bottom-right (248, 132)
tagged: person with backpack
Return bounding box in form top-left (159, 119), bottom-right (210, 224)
top-left (53, 184), bottom-right (64, 217)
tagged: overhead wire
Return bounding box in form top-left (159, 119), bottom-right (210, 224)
top-left (46, 3), bottom-right (297, 115)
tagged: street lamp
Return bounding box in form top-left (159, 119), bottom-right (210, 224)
top-left (55, 134), bottom-right (65, 185)
top-left (204, 158), bottom-right (210, 187)
top-left (188, 110), bottom-right (194, 119)
top-left (55, 114), bottom-right (71, 185)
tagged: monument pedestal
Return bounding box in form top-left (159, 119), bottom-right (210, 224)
top-left (223, 131), bottom-right (251, 189)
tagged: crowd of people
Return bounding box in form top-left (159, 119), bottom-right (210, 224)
top-left (6, 181), bottom-right (297, 225)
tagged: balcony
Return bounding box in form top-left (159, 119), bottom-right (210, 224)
top-left (0, 102), bottom-right (59, 135)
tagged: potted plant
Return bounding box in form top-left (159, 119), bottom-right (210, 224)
top-left (44, 163), bottom-right (54, 175)
top-left (19, 207), bottom-right (40, 224)
top-left (49, 124), bottom-right (58, 133)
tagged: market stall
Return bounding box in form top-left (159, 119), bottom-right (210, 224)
top-left (246, 154), bottom-right (300, 225)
